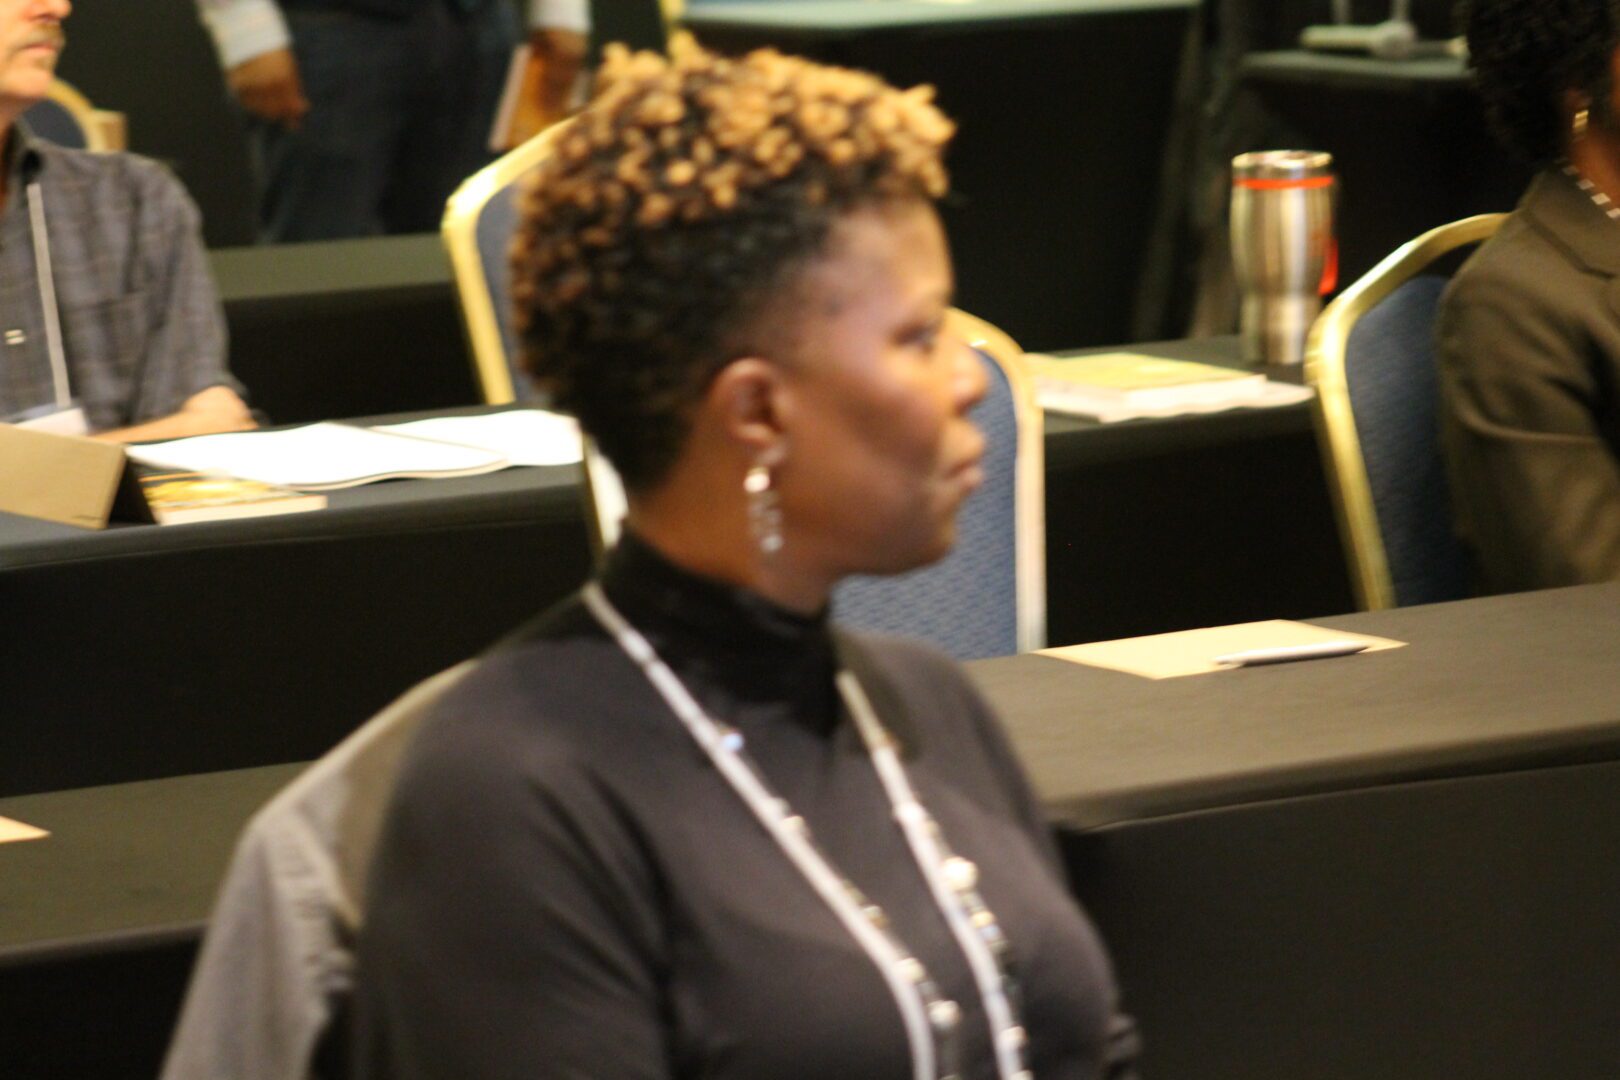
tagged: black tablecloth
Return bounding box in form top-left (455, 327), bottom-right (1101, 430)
top-left (977, 585), bottom-right (1620, 828)
top-left (4, 585), bottom-right (1617, 1079)
top-left (975, 585), bottom-right (1620, 1080)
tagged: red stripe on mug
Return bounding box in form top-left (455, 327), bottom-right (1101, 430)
top-left (1318, 237), bottom-right (1339, 296)
top-left (1233, 176), bottom-right (1335, 191)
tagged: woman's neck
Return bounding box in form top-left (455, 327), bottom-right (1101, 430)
top-left (629, 500), bottom-right (833, 618)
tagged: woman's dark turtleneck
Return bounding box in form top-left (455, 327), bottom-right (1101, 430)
top-left (596, 530), bottom-right (842, 735)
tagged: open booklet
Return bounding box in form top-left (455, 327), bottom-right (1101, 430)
top-left (129, 411), bottom-right (583, 492)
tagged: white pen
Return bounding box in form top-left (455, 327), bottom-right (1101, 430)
top-left (1213, 640), bottom-right (1370, 667)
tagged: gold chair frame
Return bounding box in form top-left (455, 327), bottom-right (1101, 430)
top-left (1303, 213), bottom-right (1505, 611)
top-left (441, 119), bottom-right (574, 405)
top-left (41, 78), bottom-right (125, 152)
top-left (944, 307), bottom-right (1047, 652)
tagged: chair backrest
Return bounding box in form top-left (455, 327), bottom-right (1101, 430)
top-left (442, 120), bottom-right (575, 405)
top-left (160, 662), bottom-right (477, 1080)
top-left (581, 309), bottom-right (1046, 660)
top-left (1304, 213), bottom-right (1506, 610)
top-left (22, 78), bottom-right (122, 152)
top-left (834, 310), bottom-right (1045, 658)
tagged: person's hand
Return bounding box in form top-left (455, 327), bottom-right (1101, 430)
top-left (533, 28), bottom-right (587, 120)
top-left (93, 386), bottom-right (258, 443)
top-left (227, 48), bottom-right (310, 129)
top-left (498, 28), bottom-right (587, 150)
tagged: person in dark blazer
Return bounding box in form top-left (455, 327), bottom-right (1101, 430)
top-left (1438, 0), bottom-right (1620, 591)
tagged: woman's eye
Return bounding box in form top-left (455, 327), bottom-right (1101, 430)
top-left (907, 322), bottom-right (944, 353)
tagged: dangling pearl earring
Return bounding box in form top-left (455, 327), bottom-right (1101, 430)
top-left (1574, 106), bottom-right (1591, 142)
top-left (745, 448), bottom-right (785, 556)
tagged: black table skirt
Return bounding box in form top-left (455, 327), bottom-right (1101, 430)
top-left (4, 585), bottom-right (1618, 1080)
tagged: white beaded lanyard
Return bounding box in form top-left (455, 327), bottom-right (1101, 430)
top-left (1561, 161), bottom-right (1620, 222)
top-left (582, 582), bottom-right (1030, 1080)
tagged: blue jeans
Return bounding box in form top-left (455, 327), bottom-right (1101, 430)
top-left (251, 1), bottom-right (520, 242)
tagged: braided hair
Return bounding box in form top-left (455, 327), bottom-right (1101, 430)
top-left (1461, 0), bottom-right (1620, 165)
top-left (510, 42), bottom-right (954, 491)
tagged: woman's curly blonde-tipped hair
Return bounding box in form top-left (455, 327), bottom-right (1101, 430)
top-left (510, 41), bottom-right (954, 490)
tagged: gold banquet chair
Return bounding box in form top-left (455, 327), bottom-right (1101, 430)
top-left (1304, 213), bottom-right (1505, 610)
top-left (22, 78), bottom-right (126, 151)
top-left (583, 309), bottom-right (1047, 660)
top-left (441, 119), bottom-right (625, 554)
top-left (442, 120), bottom-right (574, 405)
top-left (442, 0), bottom-right (690, 401)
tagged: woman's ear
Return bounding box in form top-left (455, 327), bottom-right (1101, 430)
top-left (704, 357), bottom-right (786, 457)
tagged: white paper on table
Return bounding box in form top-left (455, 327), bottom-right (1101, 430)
top-left (374, 410), bottom-right (583, 467)
top-left (129, 422), bottom-right (510, 490)
top-left (1039, 380), bottom-right (1315, 423)
top-left (0, 814), bottom-right (49, 844)
top-left (1039, 619), bottom-right (1405, 680)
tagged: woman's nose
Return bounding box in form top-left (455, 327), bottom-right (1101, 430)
top-left (952, 338), bottom-right (989, 413)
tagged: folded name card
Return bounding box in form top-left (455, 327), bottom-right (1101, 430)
top-left (1040, 619), bottom-right (1406, 680)
top-left (0, 424), bottom-right (153, 529)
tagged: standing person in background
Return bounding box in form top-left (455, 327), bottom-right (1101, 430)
top-left (1, 0), bottom-right (253, 440)
top-left (1439, 0), bottom-right (1620, 591)
top-left (195, 0), bottom-right (588, 242)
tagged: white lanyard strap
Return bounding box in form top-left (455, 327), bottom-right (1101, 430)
top-left (583, 582), bottom-right (944, 1080)
top-left (840, 672), bottom-right (1030, 1080)
top-left (25, 181), bottom-right (71, 409)
top-left (584, 581), bottom-right (1031, 1080)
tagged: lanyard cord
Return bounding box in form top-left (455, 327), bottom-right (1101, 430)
top-left (25, 181), bottom-right (71, 409)
top-left (583, 581), bottom-right (1029, 1080)
top-left (584, 583), bottom-right (943, 1080)
top-left (840, 671), bottom-right (1030, 1080)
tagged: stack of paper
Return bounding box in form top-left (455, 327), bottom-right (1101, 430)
top-left (373, 410), bottom-right (581, 467)
top-left (130, 410), bottom-right (583, 491)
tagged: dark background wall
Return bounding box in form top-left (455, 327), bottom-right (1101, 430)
top-left (56, 0), bottom-right (259, 247)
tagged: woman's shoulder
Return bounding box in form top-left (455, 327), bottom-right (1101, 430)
top-left (1440, 211), bottom-right (1604, 368)
top-left (837, 630), bottom-right (1050, 835)
top-left (835, 629), bottom-right (979, 699)
top-left (1450, 210), bottom-right (1573, 308)
top-left (1450, 173), bottom-right (1614, 311)
top-left (834, 629), bottom-right (1002, 743)
top-left (393, 602), bottom-right (669, 802)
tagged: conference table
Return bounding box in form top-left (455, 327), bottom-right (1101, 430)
top-left (5, 584), bottom-right (1617, 1079)
top-left (0, 338), bottom-right (1351, 799)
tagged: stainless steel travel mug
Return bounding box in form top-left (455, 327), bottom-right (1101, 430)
top-left (1230, 150), bottom-right (1337, 366)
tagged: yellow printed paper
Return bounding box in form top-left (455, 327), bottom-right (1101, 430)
top-left (1025, 352), bottom-right (1257, 391)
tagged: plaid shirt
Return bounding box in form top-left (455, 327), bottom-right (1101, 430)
top-left (0, 124), bottom-right (240, 431)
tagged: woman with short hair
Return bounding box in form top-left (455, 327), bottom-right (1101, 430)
top-left (352, 42), bottom-right (1137, 1080)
